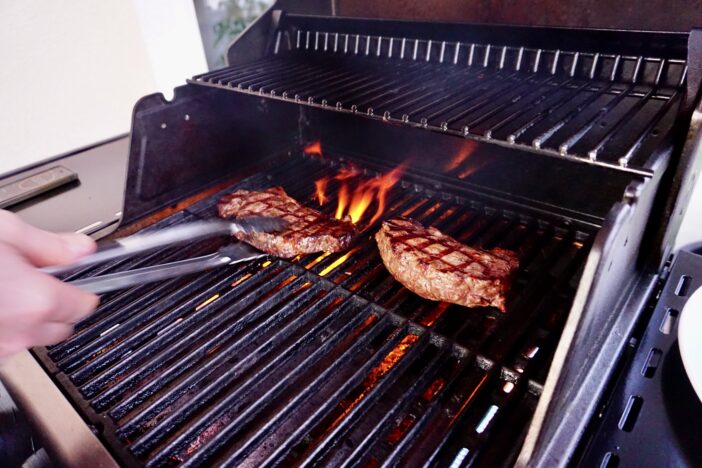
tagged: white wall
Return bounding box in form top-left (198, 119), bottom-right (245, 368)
top-left (0, 0), bottom-right (207, 176)
top-left (132, 0), bottom-right (209, 100)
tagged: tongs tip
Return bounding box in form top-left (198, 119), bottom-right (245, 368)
top-left (231, 216), bottom-right (289, 235)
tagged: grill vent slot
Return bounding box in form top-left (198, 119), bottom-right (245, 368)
top-left (659, 307), bottom-right (679, 334)
top-left (675, 275), bottom-right (691, 296)
top-left (617, 395), bottom-right (643, 432)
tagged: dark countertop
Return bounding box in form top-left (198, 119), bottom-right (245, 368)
top-left (4, 135), bottom-right (130, 238)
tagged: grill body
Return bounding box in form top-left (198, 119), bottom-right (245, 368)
top-left (36, 154), bottom-right (594, 466)
top-left (14, 5), bottom-right (702, 467)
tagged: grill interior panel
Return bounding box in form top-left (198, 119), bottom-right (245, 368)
top-left (189, 15), bottom-right (687, 175)
top-left (34, 151), bottom-right (596, 466)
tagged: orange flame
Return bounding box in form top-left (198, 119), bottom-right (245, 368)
top-left (304, 141), bottom-right (322, 156)
top-left (348, 186), bottom-right (375, 224)
top-left (367, 164), bottom-right (405, 225)
top-left (327, 334), bottom-right (418, 433)
top-left (444, 140), bottom-right (479, 173)
top-left (336, 183), bottom-right (349, 219)
top-left (314, 178), bottom-right (328, 205)
top-left (458, 155), bottom-right (491, 179)
top-left (314, 163), bottom-right (405, 224)
top-left (336, 165), bottom-right (361, 180)
top-left (442, 140), bottom-right (493, 179)
top-left (314, 165), bottom-right (361, 206)
top-left (342, 165), bottom-right (405, 224)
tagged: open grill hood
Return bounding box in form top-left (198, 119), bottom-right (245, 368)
top-left (2, 3), bottom-right (702, 467)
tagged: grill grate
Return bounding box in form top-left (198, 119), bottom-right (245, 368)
top-left (190, 16), bottom-right (686, 176)
top-left (34, 152), bottom-right (593, 466)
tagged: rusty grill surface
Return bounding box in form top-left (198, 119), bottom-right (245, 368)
top-left (33, 152), bottom-right (593, 466)
top-left (190, 15), bottom-right (687, 176)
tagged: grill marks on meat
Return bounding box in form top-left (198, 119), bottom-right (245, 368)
top-left (375, 218), bottom-right (519, 312)
top-left (218, 187), bottom-right (355, 258)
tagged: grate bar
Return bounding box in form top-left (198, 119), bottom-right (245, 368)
top-left (90, 280), bottom-right (326, 412)
top-left (453, 75), bottom-right (563, 133)
top-left (557, 85), bottom-right (639, 156)
top-left (529, 82), bottom-right (621, 149)
top-left (503, 80), bottom-right (594, 143)
top-left (191, 37), bottom-right (683, 174)
top-left (613, 90), bottom-right (682, 167)
top-left (48, 239), bottom-right (229, 362)
top-left (223, 60), bottom-right (312, 88)
top-left (584, 88), bottom-right (658, 160)
top-left (360, 63), bottom-right (488, 116)
top-left (35, 153), bottom-right (595, 466)
top-left (264, 335), bottom-right (436, 465)
top-left (423, 70), bottom-right (521, 125)
top-left (122, 294), bottom-right (369, 452)
top-left (325, 63), bottom-right (436, 109)
top-left (256, 63), bottom-right (349, 94)
top-left (352, 359), bottom-right (489, 467)
top-left (147, 311), bottom-right (392, 465)
top-left (108, 282), bottom-right (347, 425)
top-left (435, 73), bottom-right (528, 129)
top-left (82, 271), bottom-right (316, 398)
top-left (214, 326), bottom-right (423, 466)
top-left (63, 262), bottom-right (291, 381)
top-left (479, 79), bottom-right (574, 138)
top-left (298, 345), bottom-right (453, 467)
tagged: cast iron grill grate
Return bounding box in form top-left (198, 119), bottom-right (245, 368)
top-left (189, 14), bottom-right (687, 176)
top-left (34, 151), bottom-right (594, 466)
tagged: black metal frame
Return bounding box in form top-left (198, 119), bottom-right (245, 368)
top-left (77, 8), bottom-right (702, 468)
top-left (192, 13), bottom-right (690, 175)
top-left (578, 249), bottom-right (702, 467)
top-left (35, 152), bottom-right (594, 465)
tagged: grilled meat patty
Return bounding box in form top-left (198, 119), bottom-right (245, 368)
top-left (218, 187), bottom-right (355, 258)
top-left (375, 218), bottom-right (519, 312)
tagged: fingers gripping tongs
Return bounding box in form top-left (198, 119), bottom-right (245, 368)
top-left (41, 218), bottom-right (286, 294)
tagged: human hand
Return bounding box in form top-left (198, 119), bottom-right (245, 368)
top-left (0, 210), bottom-right (99, 359)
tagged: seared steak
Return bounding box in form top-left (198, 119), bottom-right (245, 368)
top-left (375, 218), bottom-right (519, 312)
top-left (218, 187), bottom-right (355, 258)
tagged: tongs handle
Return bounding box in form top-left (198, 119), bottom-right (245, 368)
top-left (40, 220), bottom-right (237, 277)
top-left (66, 244), bottom-right (266, 294)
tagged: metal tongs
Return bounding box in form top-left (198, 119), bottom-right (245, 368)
top-left (41, 217), bottom-right (287, 294)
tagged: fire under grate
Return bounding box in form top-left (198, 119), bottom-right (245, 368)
top-left (34, 151), bottom-right (594, 467)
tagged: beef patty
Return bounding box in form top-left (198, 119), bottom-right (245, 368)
top-left (218, 187), bottom-right (355, 258)
top-left (375, 217), bottom-right (519, 311)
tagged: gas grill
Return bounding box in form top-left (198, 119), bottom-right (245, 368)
top-left (3, 3), bottom-right (702, 467)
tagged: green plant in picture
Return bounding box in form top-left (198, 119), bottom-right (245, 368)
top-left (212, 0), bottom-right (271, 66)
